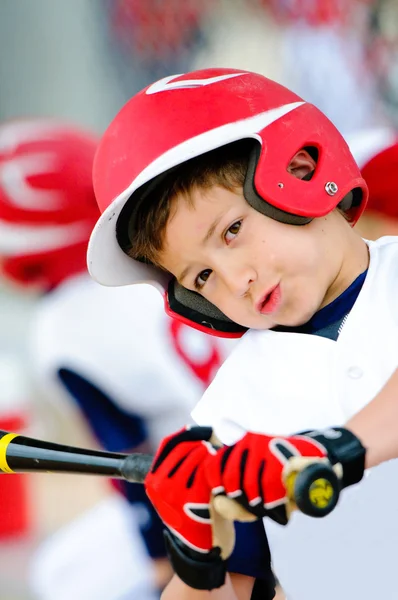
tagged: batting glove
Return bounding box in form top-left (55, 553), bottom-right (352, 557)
top-left (144, 426), bottom-right (235, 590)
top-left (206, 428), bottom-right (366, 525)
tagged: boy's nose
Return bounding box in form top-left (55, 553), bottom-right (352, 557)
top-left (220, 262), bottom-right (256, 298)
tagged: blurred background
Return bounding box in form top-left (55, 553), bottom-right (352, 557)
top-left (0, 1), bottom-right (398, 598)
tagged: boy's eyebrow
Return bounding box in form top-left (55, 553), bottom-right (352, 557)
top-left (202, 213), bottom-right (224, 245)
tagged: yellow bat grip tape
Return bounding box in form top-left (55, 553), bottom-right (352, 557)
top-left (0, 433), bottom-right (19, 473)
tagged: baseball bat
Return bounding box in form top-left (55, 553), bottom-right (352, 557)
top-left (0, 430), bottom-right (152, 483)
top-left (0, 430), bottom-right (341, 519)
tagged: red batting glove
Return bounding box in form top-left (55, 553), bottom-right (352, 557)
top-left (206, 428), bottom-right (366, 525)
top-left (144, 426), bottom-right (230, 590)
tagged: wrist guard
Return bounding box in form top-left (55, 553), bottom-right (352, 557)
top-left (163, 529), bottom-right (227, 590)
top-left (302, 427), bottom-right (366, 488)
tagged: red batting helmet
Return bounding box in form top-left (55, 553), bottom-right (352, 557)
top-left (88, 68), bottom-right (368, 337)
top-left (0, 119), bottom-right (99, 291)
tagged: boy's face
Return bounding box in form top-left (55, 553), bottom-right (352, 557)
top-left (159, 185), bottom-right (365, 330)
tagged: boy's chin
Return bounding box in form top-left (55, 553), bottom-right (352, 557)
top-left (266, 306), bottom-right (318, 329)
top-left (236, 314), bottom-right (278, 331)
top-left (278, 308), bottom-right (318, 328)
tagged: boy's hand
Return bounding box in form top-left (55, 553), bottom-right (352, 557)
top-left (206, 428), bottom-right (366, 525)
top-left (144, 426), bottom-right (235, 590)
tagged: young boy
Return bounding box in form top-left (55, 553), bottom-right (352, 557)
top-left (87, 68), bottom-right (398, 600)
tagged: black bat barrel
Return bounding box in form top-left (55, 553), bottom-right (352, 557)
top-left (0, 430), bottom-right (128, 478)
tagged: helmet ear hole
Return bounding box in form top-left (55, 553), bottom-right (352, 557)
top-left (302, 146), bottom-right (319, 163)
top-left (286, 146), bottom-right (318, 181)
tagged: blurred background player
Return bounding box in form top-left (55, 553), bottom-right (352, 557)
top-left (0, 117), bottom-right (235, 600)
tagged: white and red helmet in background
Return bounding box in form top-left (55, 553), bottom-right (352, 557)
top-left (88, 67), bottom-right (368, 337)
top-left (347, 127), bottom-right (398, 220)
top-left (0, 119), bottom-right (99, 291)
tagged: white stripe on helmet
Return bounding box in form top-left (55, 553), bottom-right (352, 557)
top-left (0, 219), bottom-right (93, 256)
top-left (0, 153), bottom-right (64, 210)
top-left (146, 72), bottom-right (247, 95)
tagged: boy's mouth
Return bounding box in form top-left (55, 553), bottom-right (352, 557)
top-left (256, 284), bottom-right (281, 315)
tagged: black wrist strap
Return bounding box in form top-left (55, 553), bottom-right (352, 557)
top-left (303, 427), bottom-right (366, 488)
top-left (163, 530), bottom-right (227, 590)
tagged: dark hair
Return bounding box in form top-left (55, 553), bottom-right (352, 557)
top-left (119, 139), bottom-right (254, 267)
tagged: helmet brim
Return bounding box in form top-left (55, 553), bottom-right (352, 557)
top-left (87, 194), bottom-right (170, 292)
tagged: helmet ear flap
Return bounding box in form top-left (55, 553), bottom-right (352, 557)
top-left (244, 143), bottom-right (363, 225)
top-left (167, 279), bottom-right (247, 336)
top-left (243, 143), bottom-right (312, 226)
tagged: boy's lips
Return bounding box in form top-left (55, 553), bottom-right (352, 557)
top-left (256, 284), bottom-right (281, 315)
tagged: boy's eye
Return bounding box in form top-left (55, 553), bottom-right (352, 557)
top-left (224, 220), bottom-right (242, 243)
top-left (195, 269), bottom-right (212, 290)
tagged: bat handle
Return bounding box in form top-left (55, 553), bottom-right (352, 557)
top-left (120, 453), bottom-right (154, 484)
top-left (286, 460), bottom-right (341, 518)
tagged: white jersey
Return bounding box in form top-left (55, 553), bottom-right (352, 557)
top-left (193, 236), bottom-right (398, 600)
top-left (30, 274), bottom-right (233, 448)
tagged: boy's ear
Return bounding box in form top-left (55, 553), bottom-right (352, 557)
top-left (287, 149), bottom-right (317, 180)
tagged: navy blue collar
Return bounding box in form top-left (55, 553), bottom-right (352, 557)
top-left (273, 270), bottom-right (368, 335)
